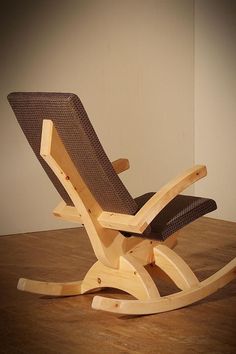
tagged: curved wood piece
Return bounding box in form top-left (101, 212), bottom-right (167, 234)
top-left (40, 119), bottom-right (127, 268)
top-left (82, 255), bottom-right (160, 300)
top-left (154, 245), bottom-right (199, 290)
top-left (17, 254), bottom-right (160, 300)
top-left (98, 165), bottom-right (207, 233)
top-left (92, 258), bottom-right (236, 315)
top-left (17, 278), bottom-right (83, 296)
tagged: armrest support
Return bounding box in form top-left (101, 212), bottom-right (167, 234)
top-left (98, 165), bottom-right (207, 234)
top-left (53, 201), bottom-right (83, 224)
top-left (112, 158), bottom-right (130, 174)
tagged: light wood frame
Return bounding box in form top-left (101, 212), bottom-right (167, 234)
top-left (17, 120), bottom-right (236, 315)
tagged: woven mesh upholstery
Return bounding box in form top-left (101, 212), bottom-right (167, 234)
top-left (131, 193), bottom-right (217, 241)
top-left (8, 92), bottom-right (138, 214)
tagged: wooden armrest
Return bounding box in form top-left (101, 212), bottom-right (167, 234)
top-left (98, 165), bottom-right (207, 234)
top-left (112, 158), bottom-right (130, 174)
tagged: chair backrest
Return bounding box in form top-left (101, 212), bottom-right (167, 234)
top-left (8, 92), bottom-right (138, 214)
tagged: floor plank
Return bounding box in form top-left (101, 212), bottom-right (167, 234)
top-left (0, 217), bottom-right (235, 354)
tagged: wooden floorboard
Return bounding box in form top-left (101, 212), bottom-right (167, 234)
top-left (0, 217), bottom-right (235, 354)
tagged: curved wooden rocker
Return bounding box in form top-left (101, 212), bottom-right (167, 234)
top-left (92, 246), bottom-right (236, 315)
top-left (8, 92), bottom-right (236, 316)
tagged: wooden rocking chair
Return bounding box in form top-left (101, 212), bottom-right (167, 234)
top-left (8, 92), bottom-right (236, 315)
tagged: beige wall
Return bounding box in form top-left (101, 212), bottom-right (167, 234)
top-left (1, 0), bottom-right (194, 235)
top-left (194, 0), bottom-right (236, 222)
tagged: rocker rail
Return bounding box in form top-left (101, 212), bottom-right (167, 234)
top-left (17, 242), bottom-right (236, 316)
top-left (92, 258), bottom-right (236, 315)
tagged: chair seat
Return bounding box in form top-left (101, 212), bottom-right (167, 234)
top-left (126, 193), bottom-right (217, 241)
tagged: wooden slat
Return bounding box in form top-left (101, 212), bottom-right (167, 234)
top-left (111, 158), bottom-right (130, 174)
top-left (53, 201), bottom-right (83, 224)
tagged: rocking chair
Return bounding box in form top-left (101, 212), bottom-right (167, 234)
top-left (8, 92), bottom-right (236, 315)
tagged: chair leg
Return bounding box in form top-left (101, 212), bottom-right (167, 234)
top-left (82, 255), bottom-right (160, 300)
top-left (153, 244), bottom-right (199, 290)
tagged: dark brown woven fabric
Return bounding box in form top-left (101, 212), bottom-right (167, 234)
top-left (130, 193), bottom-right (217, 241)
top-left (8, 92), bottom-right (138, 214)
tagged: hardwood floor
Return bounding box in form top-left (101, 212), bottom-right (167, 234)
top-left (0, 217), bottom-right (235, 354)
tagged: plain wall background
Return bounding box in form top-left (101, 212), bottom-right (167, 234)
top-left (0, 0), bottom-right (235, 236)
top-left (195, 0), bottom-right (236, 221)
